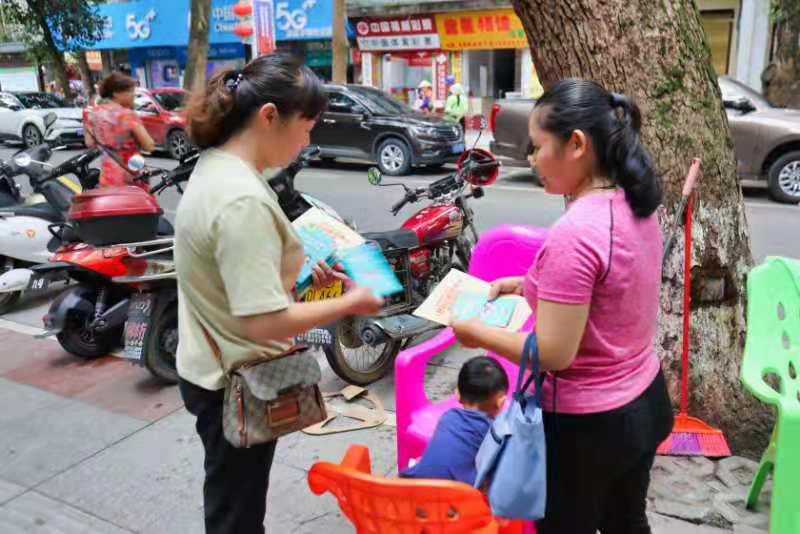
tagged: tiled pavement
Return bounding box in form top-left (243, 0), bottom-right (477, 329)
top-left (0, 325), bottom-right (767, 533)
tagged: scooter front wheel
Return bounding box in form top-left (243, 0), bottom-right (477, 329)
top-left (0, 257), bottom-right (21, 314)
top-left (323, 318), bottom-right (401, 385)
top-left (57, 320), bottom-right (120, 359)
top-left (0, 290), bottom-right (21, 315)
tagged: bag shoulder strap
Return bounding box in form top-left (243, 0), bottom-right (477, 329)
top-left (198, 321), bottom-right (229, 377)
top-left (515, 333), bottom-right (543, 405)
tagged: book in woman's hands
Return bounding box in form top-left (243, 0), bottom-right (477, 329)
top-left (292, 208), bottom-right (365, 295)
top-left (413, 269), bottom-right (532, 330)
top-left (292, 208), bottom-right (403, 298)
top-left (336, 243), bottom-right (404, 298)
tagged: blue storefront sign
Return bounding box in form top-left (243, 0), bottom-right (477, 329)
top-left (87, 0), bottom-right (333, 50)
top-left (274, 0), bottom-right (333, 40)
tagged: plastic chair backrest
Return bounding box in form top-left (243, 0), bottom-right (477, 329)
top-left (468, 225), bottom-right (548, 282)
top-left (395, 225), bottom-right (547, 472)
top-left (742, 256), bottom-right (800, 415)
top-left (308, 445), bottom-right (522, 534)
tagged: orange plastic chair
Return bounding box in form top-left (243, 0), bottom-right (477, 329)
top-left (308, 445), bottom-right (525, 534)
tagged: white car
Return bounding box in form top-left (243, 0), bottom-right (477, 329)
top-left (0, 92), bottom-right (84, 148)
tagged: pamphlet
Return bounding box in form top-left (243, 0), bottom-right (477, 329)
top-left (293, 208), bottom-right (365, 295)
top-left (293, 208), bottom-right (402, 298)
top-left (413, 269), bottom-right (531, 330)
top-left (336, 243), bottom-right (404, 298)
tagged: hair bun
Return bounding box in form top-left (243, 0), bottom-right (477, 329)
top-left (609, 92), bottom-right (628, 109)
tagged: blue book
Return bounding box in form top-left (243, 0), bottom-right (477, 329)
top-left (292, 208), bottom-right (366, 296)
top-left (336, 243), bottom-right (404, 298)
top-left (294, 226), bottom-right (338, 295)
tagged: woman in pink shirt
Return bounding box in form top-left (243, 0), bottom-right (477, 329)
top-left (452, 79), bottom-right (673, 533)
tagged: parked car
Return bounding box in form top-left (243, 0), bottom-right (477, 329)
top-left (489, 77), bottom-right (800, 203)
top-left (133, 88), bottom-right (191, 160)
top-left (489, 96), bottom-right (536, 164)
top-left (312, 85), bottom-right (464, 176)
top-left (0, 91), bottom-right (84, 148)
top-left (719, 76), bottom-right (800, 203)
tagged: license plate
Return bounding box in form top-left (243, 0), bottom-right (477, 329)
top-left (452, 143), bottom-right (465, 153)
top-left (27, 274), bottom-right (49, 291)
top-left (122, 293), bottom-right (154, 360)
top-left (295, 327), bottom-right (333, 346)
top-left (302, 280), bottom-right (344, 302)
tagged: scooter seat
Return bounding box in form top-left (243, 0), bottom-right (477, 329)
top-left (157, 216), bottom-right (174, 236)
top-left (363, 228), bottom-right (419, 250)
top-left (0, 202), bottom-right (62, 223)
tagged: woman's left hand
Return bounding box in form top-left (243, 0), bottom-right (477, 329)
top-left (451, 318), bottom-right (488, 348)
top-left (310, 260), bottom-right (347, 290)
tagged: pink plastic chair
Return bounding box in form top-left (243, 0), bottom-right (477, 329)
top-left (395, 224), bottom-right (548, 472)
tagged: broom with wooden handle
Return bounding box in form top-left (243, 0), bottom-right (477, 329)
top-left (657, 159), bottom-right (731, 457)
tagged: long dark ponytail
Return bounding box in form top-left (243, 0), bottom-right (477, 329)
top-left (534, 79), bottom-right (662, 217)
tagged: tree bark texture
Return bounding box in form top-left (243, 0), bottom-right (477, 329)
top-left (762, 0), bottom-right (800, 108)
top-left (332, 0), bottom-right (348, 84)
top-left (511, 0), bottom-right (766, 456)
top-left (184, 0), bottom-right (212, 92)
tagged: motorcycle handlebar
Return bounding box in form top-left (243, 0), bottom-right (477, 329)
top-left (465, 160), bottom-right (500, 173)
top-left (391, 197), bottom-right (408, 215)
top-left (48, 147), bottom-right (101, 179)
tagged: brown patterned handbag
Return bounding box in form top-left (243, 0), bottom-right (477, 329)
top-left (201, 326), bottom-right (327, 448)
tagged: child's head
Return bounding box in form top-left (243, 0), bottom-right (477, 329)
top-left (457, 356), bottom-right (509, 417)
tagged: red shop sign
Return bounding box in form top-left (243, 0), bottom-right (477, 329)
top-left (355, 16), bottom-right (441, 51)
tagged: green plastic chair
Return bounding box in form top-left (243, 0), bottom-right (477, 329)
top-left (741, 256), bottom-right (800, 533)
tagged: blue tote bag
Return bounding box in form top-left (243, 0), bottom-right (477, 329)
top-left (473, 334), bottom-right (546, 520)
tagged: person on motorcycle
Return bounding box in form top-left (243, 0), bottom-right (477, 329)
top-left (444, 82), bottom-right (468, 131)
top-left (83, 72), bottom-right (155, 190)
top-left (175, 53), bottom-right (383, 534)
top-left (450, 79), bottom-right (673, 533)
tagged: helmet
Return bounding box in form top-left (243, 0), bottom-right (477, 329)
top-left (457, 148), bottom-right (500, 186)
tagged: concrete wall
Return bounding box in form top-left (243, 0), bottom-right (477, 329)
top-left (734, 0), bottom-right (771, 92)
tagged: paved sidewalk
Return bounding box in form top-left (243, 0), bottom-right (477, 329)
top-left (0, 324), bottom-right (768, 533)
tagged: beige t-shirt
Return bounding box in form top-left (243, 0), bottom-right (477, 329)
top-left (174, 148), bottom-right (304, 391)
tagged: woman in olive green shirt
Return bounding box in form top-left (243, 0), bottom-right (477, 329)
top-left (177, 54), bottom-right (382, 534)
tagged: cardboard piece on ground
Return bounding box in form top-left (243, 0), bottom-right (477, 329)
top-left (302, 388), bottom-right (386, 436)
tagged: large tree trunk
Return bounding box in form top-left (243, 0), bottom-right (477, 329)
top-left (48, 50), bottom-right (72, 100)
top-left (762, 0), bottom-right (800, 108)
top-left (28, 0), bottom-right (73, 99)
top-left (183, 0), bottom-right (212, 92)
top-left (512, 0), bottom-right (766, 456)
top-left (101, 50), bottom-right (113, 77)
top-left (77, 50), bottom-right (94, 101)
top-left (331, 0), bottom-right (348, 84)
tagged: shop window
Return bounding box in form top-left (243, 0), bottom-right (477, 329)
top-left (700, 10), bottom-right (734, 75)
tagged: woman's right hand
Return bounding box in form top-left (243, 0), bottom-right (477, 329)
top-left (488, 276), bottom-right (524, 300)
top-left (343, 286), bottom-right (384, 316)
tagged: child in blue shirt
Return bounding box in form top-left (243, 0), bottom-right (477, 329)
top-left (401, 356), bottom-right (509, 485)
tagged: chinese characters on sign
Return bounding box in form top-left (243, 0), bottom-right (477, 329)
top-left (254, 0), bottom-right (276, 55)
top-left (355, 16), bottom-right (440, 51)
top-left (435, 9), bottom-right (527, 50)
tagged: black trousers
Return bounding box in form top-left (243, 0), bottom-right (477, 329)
top-left (180, 378), bottom-right (278, 534)
top-left (536, 368), bottom-right (674, 534)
